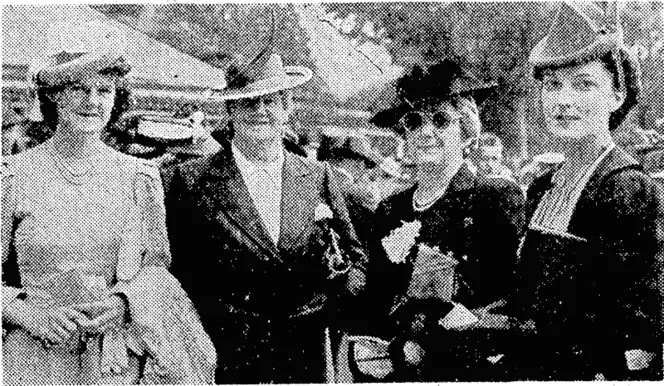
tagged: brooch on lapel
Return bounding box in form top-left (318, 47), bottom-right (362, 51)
top-left (315, 203), bottom-right (350, 278)
top-left (382, 220), bottom-right (422, 264)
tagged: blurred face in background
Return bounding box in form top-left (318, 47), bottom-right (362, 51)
top-left (540, 60), bottom-right (624, 140)
top-left (401, 101), bottom-right (463, 167)
top-left (477, 145), bottom-right (503, 176)
top-left (52, 74), bottom-right (117, 135)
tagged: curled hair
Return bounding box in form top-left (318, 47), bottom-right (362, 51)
top-left (533, 50), bottom-right (624, 92)
top-left (37, 78), bottom-right (132, 135)
top-left (532, 48), bottom-right (639, 131)
top-left (450, 96), bottom-right (481, 157)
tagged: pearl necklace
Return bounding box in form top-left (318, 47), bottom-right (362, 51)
top-left (412, 185), bottom-right (448, 212)
top-left (49, 142), bottom-right (100, 185)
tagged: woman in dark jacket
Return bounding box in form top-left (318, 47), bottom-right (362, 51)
top-left (352, 60), bottom-right (525, 382)
top-left (501, 2), bottom-right (663, 381)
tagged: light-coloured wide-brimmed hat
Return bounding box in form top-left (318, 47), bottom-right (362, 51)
top-left (32, 21), bottom-right (130, 87)
top-left (211, 53), bottom-right (312, 101)
top-left (26, 21), bottom-right (130, 121)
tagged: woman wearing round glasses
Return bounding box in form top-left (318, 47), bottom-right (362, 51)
top-left (354, 60), bottom-right (525, 382)
top-left (502, 3), bottom-right (663, 381)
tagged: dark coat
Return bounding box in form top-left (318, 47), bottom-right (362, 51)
top-left (356, 163), bottom-right (526, 381)
top-left (510, 147), bottom-right (664, 381)
top-left (165, 144), bottom-right (367, 384)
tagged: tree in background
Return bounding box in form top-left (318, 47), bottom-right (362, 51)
top-left (95, 2), bottom-right (664, 162)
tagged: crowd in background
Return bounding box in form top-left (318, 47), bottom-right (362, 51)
top-left (2, 1), bottom-right (663, 385)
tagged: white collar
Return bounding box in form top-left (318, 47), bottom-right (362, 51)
top-left (231, 142), bottom-right (284, 176)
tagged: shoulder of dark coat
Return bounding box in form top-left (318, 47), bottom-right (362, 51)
top-left (474, 176), bottom-right (525, 212)
top-left (475, 175), bottom-right (522, 196)
top-left (175, 153), bottom-right (217, 184)
top-left (601, 167), bottom-right (660, 199)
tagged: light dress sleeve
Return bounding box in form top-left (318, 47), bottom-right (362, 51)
top-left (2, 158), bottom-right (25, 312)
top-left (110, 160), bottom-right (216, 384)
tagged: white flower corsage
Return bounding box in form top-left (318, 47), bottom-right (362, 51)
top-left (382, 220), bottom-right (422, 264)
top-left (315, 203), bottom-right (349, 277)
top-left (315, 203), bottom-right (334, 222)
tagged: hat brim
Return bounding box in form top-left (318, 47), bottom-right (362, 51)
top-left (369, 84), bottom-right (496, 130)
top-left (369, 104), bottom-right (409, 129)
top-left (37, 52), bottom-right (130, 86)
top-left (529, 34), bottom-right (619, 70)
top-left (135, 116), bottom-right (194, 146)
top-left (168, 136), bottom-right (222, 156)
top-left (210, 66), bottom-right (313, 101)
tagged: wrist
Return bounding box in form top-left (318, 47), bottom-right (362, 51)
top-left (4, 297), bottom-right (30, 327)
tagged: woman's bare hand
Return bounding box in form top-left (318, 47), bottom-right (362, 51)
top-left (73, 295), bottom-right (127, 335)
top-left (6, 300), bottom-right (87, 345)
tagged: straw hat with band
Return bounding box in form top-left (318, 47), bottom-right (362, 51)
top-left (529, 1), bottom-right (642, 132)
top-left (34, 51), bottom-right (130, 88)
top-left (28, 22), bottom-right (131, 121)
top-left (32, 20), bottom-right (131, 88)
top-left (369, 59), bottom-right (496, 136)
top-left (212, 53), bottom-right (312, 101)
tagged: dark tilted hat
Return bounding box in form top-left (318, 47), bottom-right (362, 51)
top-left (370, 59), bottom-right (496, 129)
top-left (212, 53), bottom-right (313, 100)
top-left (529, 2), bottom-right (642, 131)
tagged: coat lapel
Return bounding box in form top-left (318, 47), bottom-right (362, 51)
top-left (202, 146), bottom-right (281, 261)
top-left (430, 163), bottom-right (476, 215)
top-left (421, 164), bottom-right (476, 241)
top-left (278, 152), bottom-right (316, 253)
top-left (569, 146), bottom-right (641, 231)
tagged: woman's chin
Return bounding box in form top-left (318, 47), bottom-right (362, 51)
top-left (547, 124), bottom-right (587, 140)
top-left (65, 119), bottom-right (106, 135)
top-left (72, 126), bottom-right (104, 135)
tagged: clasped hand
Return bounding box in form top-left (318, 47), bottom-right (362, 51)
top-left (12, 296), bottom-right (127, 346)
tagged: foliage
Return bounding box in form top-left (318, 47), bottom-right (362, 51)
top-left (94, 2), bottom-right (664, 157)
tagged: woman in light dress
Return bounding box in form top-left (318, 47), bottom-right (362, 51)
top-left (1, 28), bottom-right (215, 385)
